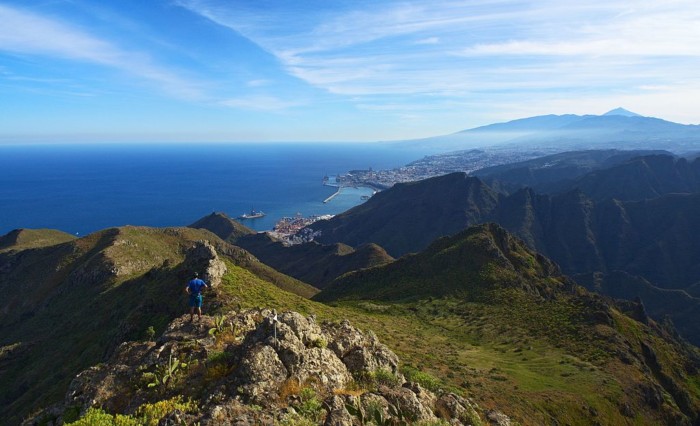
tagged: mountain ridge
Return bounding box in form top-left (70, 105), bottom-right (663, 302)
top-left (306, 170), bottom-right (700, 345)
top-left (316, 223), bottom-right (700, 424)
top-left (393, 110), bottom-right (700, 152)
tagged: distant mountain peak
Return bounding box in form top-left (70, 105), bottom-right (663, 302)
top-left (603, 107), bottom-right (642, 117)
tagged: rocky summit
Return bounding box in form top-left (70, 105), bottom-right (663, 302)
top-left (27, 309), bottom-right (498, 426)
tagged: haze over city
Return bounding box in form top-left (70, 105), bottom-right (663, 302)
top-left (1, 0), bottom-right (699, 142)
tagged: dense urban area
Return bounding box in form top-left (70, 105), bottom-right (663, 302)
top-left (338, 147), bottom-right (545, 189)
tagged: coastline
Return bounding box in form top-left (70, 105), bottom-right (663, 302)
top-left (322, 185), bottom-right (376, 205)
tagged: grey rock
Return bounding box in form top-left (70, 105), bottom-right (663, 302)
top-left (435, 393), bottom-right (483, 425)
top-left (323, 395), bottom-right (354, 426)
top-left (485, 409), bottom-right (512, 426)
top-left (294, 347), bottom-right (352, 390)
top-left (187, 241), bottom-right (227, 288)
top-left (237, 343), bottom-right (288, 404)
top-left (380, 385), bottom-right (437, 422)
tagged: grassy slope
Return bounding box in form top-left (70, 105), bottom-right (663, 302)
top-left (309, 224), bottom-right (700, 424)
top-left (216, 255), bottom-right (700, 425)
top-left (5, 224), bottom-right (700, 425)
top-left (0, 226), bottom-right (315, 424)
top-left (0, 228), bottom-right (76, 253)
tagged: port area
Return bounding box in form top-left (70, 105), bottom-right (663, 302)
top-left (322, 176), bottom-right (377, 205)
top-left (323, 186), bottom-right (342, 203)
top-left (268, 214), bottom-right (334, 245)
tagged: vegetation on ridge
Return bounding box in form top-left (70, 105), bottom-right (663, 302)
top-left (314, 223), bottom-right (700, 424)
top-left (4, 222), bottom-right (700, 425)
top-left (0, 228), bottom-right (76, 253)
top-left (0, 225), bottom-right (313, 425)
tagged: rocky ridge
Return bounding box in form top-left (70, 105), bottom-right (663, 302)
top-left (28, 309), bottom-right (501, 425)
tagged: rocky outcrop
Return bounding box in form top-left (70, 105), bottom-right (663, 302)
top-left (185, 240), bottom-right (227, 287)
top-left (27, 309), bottom-right (494, 425)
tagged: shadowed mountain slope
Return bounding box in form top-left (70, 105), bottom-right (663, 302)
top-left (316, 223), bottom-right (563, 302)
top-left (307, 173), bottom-right (700, 290)
top-left (317, 223), bottom-right (700, 424)
top-left (473, 149), bottom-right (671, 194)
top-left (236, 232), bottom-right (393, 289)
top-left (311, 173), bottom-right (499, 256)
top-left (306, 173), bottom-right (700, 344)
top-left (559, 154), bottom-right (700, 201)
top-left (188, 212), bottom-right (393, 288)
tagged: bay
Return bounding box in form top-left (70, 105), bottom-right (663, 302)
top-left (0, 142), bottom-right (426, 236)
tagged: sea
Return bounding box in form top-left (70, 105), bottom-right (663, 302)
top-left (0, 142), bottom-right (429, 236)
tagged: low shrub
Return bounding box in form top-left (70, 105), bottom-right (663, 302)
top-left (354, 368), bottom-right (401, 390)
top-left (400, 365), bottom-right (442, 392)
top-left (295, 387), bottom-right (324, 422)
top-left (64, 408), bottom-right (139, 426)
top-left (65, 397), bottom-right (198, 426)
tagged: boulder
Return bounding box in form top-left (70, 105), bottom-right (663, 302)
top-left (323, 395), bottom-right (354, 426)
top-left (237, 344), bottom-right (288, 404)
top-left (186, 241), bottom-right (227, 288)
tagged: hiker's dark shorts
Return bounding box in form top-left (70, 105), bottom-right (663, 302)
top-left (189, 294), bottom-right (203, 308)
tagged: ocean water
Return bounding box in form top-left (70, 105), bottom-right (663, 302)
top-left (0, 143), bottom-right (427, 236)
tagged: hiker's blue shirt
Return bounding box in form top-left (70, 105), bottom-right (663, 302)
top-left (188, 278), bottom-right (207, 295)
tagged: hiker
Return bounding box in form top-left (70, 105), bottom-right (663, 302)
top-left (185, 272), bottom-right (209, 321)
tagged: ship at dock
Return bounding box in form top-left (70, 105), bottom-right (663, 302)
top-left (239, 208), bottom-right (266, 219)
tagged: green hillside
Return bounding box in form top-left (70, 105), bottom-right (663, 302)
top-left (189, 211), bottom-right (255, 243)
top-left (315, 224), bottom-right (700, 424)
top-left (0, 228), bottom-right (76, 253)
top-left (0, 225), bottom-right (315, 424)
top-left (305, 171), bottom-right (700, 346)
top-left (5, 224), bottom-right (700, 425)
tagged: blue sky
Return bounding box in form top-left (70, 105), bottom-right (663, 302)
top-left (1, 0), bottom-right (699, 142)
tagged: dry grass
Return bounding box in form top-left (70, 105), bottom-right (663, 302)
top-left (278, 378), bottom-right (303, 403)
top-left (332, 388), bottom-right (365, 397)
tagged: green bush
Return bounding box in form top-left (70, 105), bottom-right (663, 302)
top-left (400, 365), bottom-right (442, 392)
top-left (310, 337), bottom-right (327, 348)
top-left (207, 350), bottom-right (230, 364)
top-left (373, 368), bottom-right (401, 388)
top-left (65, 397), bottom-right (197, 426)
top-left (64, 408), bottom-right (139, 426)
top-left (354, 368), bottom-right (401, 390)
top-left (145, 326), bottom-right (156, 341)
top-left (135, 396), bottom-right (198, 426)
top-left (294, 387), bottom-right (324, 422)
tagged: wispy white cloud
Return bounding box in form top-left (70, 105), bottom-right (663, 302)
top-left (220, 95), bottom-right (303, 111)
top-left (177, 0), bottom-right (700, 121)
top-left (0, 4), bottom-right (205, 100)
top-left (246, 79), bottom-right (272, 87)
